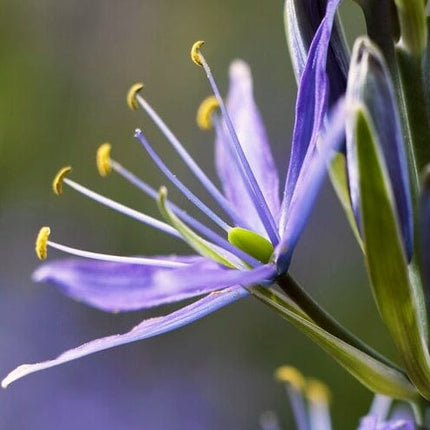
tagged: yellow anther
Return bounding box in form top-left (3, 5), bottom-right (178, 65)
top-left (52, 166), bottom-right (72, 195)
top-left (35, 226), bottom-right (51, 260)
top-left (191, 40), bottom-right (205, 66)
top-left (127, 82), bottom-right (144, 110)
top-left (305, 378), bottom-right (331, 404)
top-left (196, 95), bottom-right (219, 130)
top-left (96, 143), bottom-right (112, 177)
top-left (274, 366), bottom-right (305, 391)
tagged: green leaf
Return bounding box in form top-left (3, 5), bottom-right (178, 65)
top-left (252, 286), bottom-right (418, 400)
top-left (329, 152), bottom-right (364, 252)
top-left (355, 107), bottom-right (430, 399)
top-left (157, 186), bottom-right (235, 268)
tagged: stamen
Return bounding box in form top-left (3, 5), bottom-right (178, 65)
top-left (96, 143), bottom-right (112, 177)
top-left (275, 366), bottom-right (306, 391)
top-left (134, 128), bottom-right (231, 232)
top-left (190, 40), bottom-right (205, 66)
top-left (126, 82), bottom-right (144, 110)
top-left (109, 158), bottom-right (260, 267)
top-left (47, 242), bottom-right (187, 268)
top-left (196, 95), bottom-right (219, 130)
top-left (35, 226), bottom-right (51, 260)
top-left (194, 46), bottom-right (280, 245)
top-left (305, 379), bottom-right (331, 405)
top-left (134, 92), bottom-right (244, 228)
top-left (52, 166), bottom-right (72, 195)
top-left (59, 175), bottom-right (181, 238)
top-left (275, 366), bottom-right (309, 430)
top-left (305, 379), bottom-right (332, 430)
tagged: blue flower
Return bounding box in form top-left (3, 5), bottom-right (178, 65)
top-left (2, 0), bottom-right (346, 387)
top-left (273, 366), bottom-right (416, 430)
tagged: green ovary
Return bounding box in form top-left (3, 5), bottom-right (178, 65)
top-left (228, 227), bottom-right (274, 264)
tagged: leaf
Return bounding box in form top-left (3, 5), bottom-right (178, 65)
top-left (355, 106), bottom-right (430, 400)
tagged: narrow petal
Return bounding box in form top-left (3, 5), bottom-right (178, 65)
top-left (2, 287), bottom-right (249, 388)
top-left (357, 416), bottom-right (378, 430)
top-left (215, 60), bottom-right (280, 235)
top-left (277, 99), bottom-right (346, 271)
top-left (284, 0), bottom-right (349, 100)
top-left (346, 37), bottom-right (413, 259)
top-left (33, 257), bottom-right (276, 312)
top-left (281, 0), bottom-right (343, 227)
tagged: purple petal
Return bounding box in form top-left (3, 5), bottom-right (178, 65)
top-left (33, 256), bottom-right (276, 312)
top-left (2, 286), bottom-right (249, 388)
top-left (358, 416), bottom-right (415, 430)
top-left (276, 99), bottom-right (346, 271)
top-left (215, 60), bottom-right (280, 235)
top-left (281, 0), bottom-right (343, 228)
top-left (346, 37), bottom-right (413, 259)
top-left (358, 415), bottom-right (378, 430)
top-left (284, 0), bottom-right (349, 91)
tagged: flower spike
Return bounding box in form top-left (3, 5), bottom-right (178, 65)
top-left (191, 40), bottom-right (204, 66)
top-left (196, 95), bottom-right (219, 130)
top-left (126, 82), bottom-right (144, 110)
top-left (52, 166), bottom-right (72, 195)
top-left (96, 143), bottom-right (112, 177)
top-left (35, 226), bottom-right (51, 260)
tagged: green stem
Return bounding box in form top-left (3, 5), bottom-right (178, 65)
top-left (409, 396), bottom-right (427, 426)
top-left (276, 273), bottom-right (403, 372)
top-left (396, 49), bottom-right (430, 176)
top-left (357, 0), bottom-right (399, 73)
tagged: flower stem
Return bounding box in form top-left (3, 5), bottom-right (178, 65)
top-left (276, 273), bottom-right (402, 372)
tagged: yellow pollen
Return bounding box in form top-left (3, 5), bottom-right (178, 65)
top-left (196, 95), bottom-right (219, 130)
top-left (96, 143), bottom-right (112, 177)
top-left (52, 166), bottom-right (72, 195)
top-left (191, 40), bottom-right (205, 66)
top-left (35, 226), bottom-right (51, 260)
top-left (305, 378), bottom-right (331, 404)
top-left (274, 366), bottom-right (305, 391)
top-left (127, 82), bottom-right (144, 110)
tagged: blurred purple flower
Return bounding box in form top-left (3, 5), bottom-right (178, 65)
top-left (3, 0), bottom-right (346, 387)
top-left (274, 366), bottom-right (416, 430)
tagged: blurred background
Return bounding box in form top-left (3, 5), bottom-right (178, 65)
top-left (0, 1), bottom-right (401, 428)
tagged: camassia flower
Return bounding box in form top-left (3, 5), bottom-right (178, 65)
top-left (2, 4), bottom-right (345, 387)
top-left (272, 366), bottom-right (415, 430)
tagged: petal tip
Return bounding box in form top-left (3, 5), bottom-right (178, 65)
top-left (229, 59), bottom-right (252, 85)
